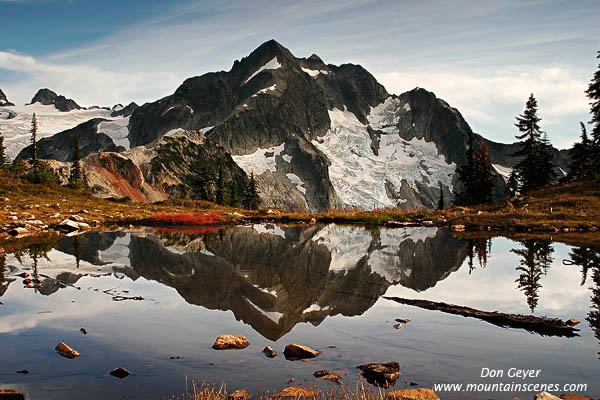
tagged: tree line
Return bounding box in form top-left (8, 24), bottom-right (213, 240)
top-left (452, 49), bottom-right (600, 207)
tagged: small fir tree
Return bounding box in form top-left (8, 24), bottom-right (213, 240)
top-left (437, 185), bottom-right (444, 210)
top-left (472, 140), bottom-right (494, 204)
top-left (215, 165), bottom-right (227, 205)
top-left (568, 122), bottom-right (592, 180)
top-left (585, 50), bottom-right (600, 176)
top-left (243, 172), bottom-right (260, 210)
top-left (507, 169), bottom-right (520, 197)
top-left (512, 94), bottom-right (556, 192)
top-left (68, 136), bottom-right (85, 188)
top-left (30, 113), bottom-right (39, 171)
top-left (0, 135), bottom-right (8, 169)
top-left (455, 133), bottom-right (476, 205)
top-left (228, 176), bottom-right (240, 208)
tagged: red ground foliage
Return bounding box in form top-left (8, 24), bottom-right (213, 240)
top-left (152, 226), bottom-right (222, 235)
top-left (149, 212), bottom-right (224, 226)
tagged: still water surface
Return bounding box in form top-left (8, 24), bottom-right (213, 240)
top-left (0, 224), bottom-right (598, 399)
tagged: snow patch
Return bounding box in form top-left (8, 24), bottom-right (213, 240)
top-left (301, 67), bottom-right (329, 77)
top-left (244, 57), bottom-right (282, 84)
top-left (200, 126), bottom-right (214, 134)
top-left (164, 128), bottom-right (185, 138)
top-left (252, 223), bottom-right (286, 239)
top-left (97, 117), bottom-right (130, 149)
top-left (312, 224), bottom-right (372, 274)
top-left (312, 103), bottom-right (455, 209)
top-left (0, 103), bottom-right (114, 158)
top-left (303, 303), bottom-right (331, 313)
top-left (286, 173), bottom-right (306, 194)
top-left (493, 164), bottom-right (512, 180)
top-left (252, 84), bottom-right (277, 97)
top-left (403, 103), bottom-right (411, 112)
top-left (245, 297), bottom-right (283, 323)
top-left (232, 142), bottom-right (285, 175)
top-left (282, 154), bottom-right (292, 163)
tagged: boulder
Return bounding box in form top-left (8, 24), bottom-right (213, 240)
top-left (450, 224), bottom-right (465, 232)
top-left (273, 386), bottom-right (318, 398)
top-left (535, 393), bottom-right (561, 400)
top-left (8, 227), bottom-right (29, 236)
top-left (109, 367), bottom-right (131, 379)
top-left (55, 342), bottom-right (80, 359)
top-left (356, 361), bottom-right (400, 388)
top-left (565, 318), bottom-right (580, 326)
top-left (228, 389), bottom-right (250, 400)
top-left (212, 334), bottom-right (249, 350)
top-left (318, 372), bottom-right (342, 385)
top-left (0, 390), bottom-right (25, 400)
top-left (283, 344), bottom-right (320, 360)
top-left (262, 345), bottom-right (277, 358)
top-left (70, 214), bottom-right (85, 222)
top-left (385, 388), bottom-right (440, 400)
top-left (59, 219), bottom-right (90, 232)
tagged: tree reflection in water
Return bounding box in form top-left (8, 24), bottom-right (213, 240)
top-left (511, 240), bottom-right (554, 313)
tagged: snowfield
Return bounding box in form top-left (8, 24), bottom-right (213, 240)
top-left (312, 100), bottom-right (456, 210)
top-left (98, 117), bottom-right (130, 149)
top-left (232, 142), bottom-right (286, 175)
top-left (301, 67), bottom-right (329, 77)
top-left (0, 103), bottom-right (119, 158)
top-left (244, 57), bottom-right (282, 84)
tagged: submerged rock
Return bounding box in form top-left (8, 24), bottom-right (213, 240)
top-left (54, 342), bottom-right (80, 359)
top-left (385, 388), bottom-right (440, 400)
top-left (314, 370), bottom-right (329, 378)
top-left (356, 361), bottom-right (400, 388)
top-left (212, 335), bottom-right (249, 350)
top-left (109, 367), bottom-right (131, 379)
top-left (283, 344), bottom-right (320, 360)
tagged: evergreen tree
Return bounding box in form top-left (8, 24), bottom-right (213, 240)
top-left (437, 185), bottom-right (444, 210)
top-left (215, 165), bottom-right (226, 205)
top-left (243, 172), bottom-right (260, 210)
top-left (68, 136), bottom-right (85, 188)
top-left (512, 94), bottom-right (556, 192)
top-left (585, 50), bottom-right (600, 176)
top-left (188, 160), bottom-right (215, 202)
top-left (568, 122), bottom-right (592, 180)
top-left (30, 113), bottom-right (39, 171)
top-left (507, 169), bottom-right (520, 197)
top-left (455, 133), bottom-right (476, 205)
top-left (472, 140), bottom-right (494, 204)
top-left (228, 176), bottom-right (240, 208)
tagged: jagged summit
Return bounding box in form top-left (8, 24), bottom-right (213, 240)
top-left (30, 88), bottom-right (81, 112)
top-left (111, 101), bottom-right (139, 118)
top-left (0, 88), bottom-right (14, 107)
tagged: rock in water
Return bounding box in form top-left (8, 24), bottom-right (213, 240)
top-left (273, 386), bottom-right (318, 398)
top-left (283, 344), bottom-right (320, 360)
top-left (262, 345), bottom-right (277, 358)
top-left (0, 389), bottom-right (25, 400)
top-left (54, 342), bottom-right (80, 359)
top-left (385, 388), bottom-right (440, 400)
top-left (320, 372), bottom-right (342, 385)
top-left (109, 367), bottom-right (131, 379)
top-left (228, 389), bottom-right (250, 400)
top-left (565, 318), bottom-right (580, 326)
top-left (314, 370), bottom-right (329, 378)
top-left (356, 361), bottom-right (400, 388)
top-left (212, 335), bottom-right (249, 350)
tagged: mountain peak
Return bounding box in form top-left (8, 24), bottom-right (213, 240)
top-left (30, 88), bottom-right (81, 112)
top-left (0, 88), bottom-right (14, 107)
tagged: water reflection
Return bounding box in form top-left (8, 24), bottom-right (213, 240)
top-left (511, 240), bottom-right (554, 313)
top-left (466, 238), bottom-right (491, 273)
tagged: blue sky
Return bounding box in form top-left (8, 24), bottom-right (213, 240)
top-left (1, 0), bottom-right (599, 148)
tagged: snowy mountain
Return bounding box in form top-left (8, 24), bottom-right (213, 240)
top-left (11, 40), bottom-right (570, 210)
top-left (0, 88), bottom-right (14, 107)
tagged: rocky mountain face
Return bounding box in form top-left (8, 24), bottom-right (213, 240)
top-left (10, 40), bottom-right (571, 210)
top-left (30, 88), bottom-right (82, 112)
top-left (0, 88), bottom-right (14, 107)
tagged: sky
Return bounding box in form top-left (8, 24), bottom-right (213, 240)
top-left (1, 0), bottom-right (599, 149)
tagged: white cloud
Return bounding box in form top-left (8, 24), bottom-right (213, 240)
top-left (376, 65), bottom-right (590, 147)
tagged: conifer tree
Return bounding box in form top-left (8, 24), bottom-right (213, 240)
top-left (189, 160), bottom-right (215, 202)
top-left (243, 172), bottom-right (260, 210)
top-left (228, 176), bottom-right (239, 208)
top-left (215, 165), bottom-right (226, 205)
top-left (455, 133), bottom-right (476, 205)
top-left (472, 141), bottom-right (493, 204)
top-left (512, 94), bottom-right (556, 192)
top-left (437, 185), bottom-right (444, 210)
top-left (68, 136), bottom-right (84, 188)
top-left (585, 50), bottom-right (600, 176)
top-left (507, 169), bottom-right (520, 197)
top-left (30, 113), bottom-right (39, 171)
top-left (568, 122), bottom-right (592, 180)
